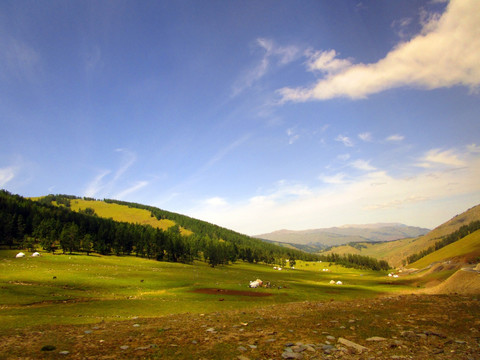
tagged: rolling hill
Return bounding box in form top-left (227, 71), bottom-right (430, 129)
top-left (325, 204), bottom-right (480, 268)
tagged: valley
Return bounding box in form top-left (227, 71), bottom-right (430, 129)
top-left (1, 192), bottom-right (480, 359)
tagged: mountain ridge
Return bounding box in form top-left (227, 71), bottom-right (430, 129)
top-left (256, 223), bottom-right (430, 249)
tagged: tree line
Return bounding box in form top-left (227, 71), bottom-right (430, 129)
top-left (406, 220), bottom-right (480, 265)
top-left (0, 191), bottom-right (390, 270)
top-left (0, 191), bottom-right (318, 266)
top-left (319, 252), bottom-right (390, 271)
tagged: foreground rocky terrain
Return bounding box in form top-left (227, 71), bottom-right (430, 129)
top-left (1, 294), bottom-right (479, 359)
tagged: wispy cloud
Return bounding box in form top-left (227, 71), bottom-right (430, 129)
top-left (278, 0), bottom-right (480, 102)
top-left (350, 159), bottom-right (376, 171)
top-left (84, 149), bottom-right (141, 198)
top-left (189, 146), bottom-right (480, 234)
top-left (1, 36), bottom-right (41, 81)
top-left (337, 153), bottom-right (351, 162)
top-left (286, 128), bottom-right (300, 145)
top-left (416, 148), bottom-right (466, 168)
top-left (114, 180), bottom-right (149, 199)
top-left (84, 170), bottom-right (111, 198)
top-left (233, 38), bottom-right (300, 96)
top-left (386, 134), bottom-right (405, 142)
top-left (335, 135), bottom-right (354, 147)
top-left (358, 132), bottom-right (372, 142)
top-left (0, 166), bottom-right (16, 187)
top-left (319, 172), bottom-right (348, 184)
top-left (467, 143), bottom-right (480, 153)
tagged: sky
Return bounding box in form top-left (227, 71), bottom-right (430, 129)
top-left (1, 0), bottom-right (480, 235)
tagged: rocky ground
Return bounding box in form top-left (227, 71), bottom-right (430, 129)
top-left (1, 294), bottom-right (479, 360)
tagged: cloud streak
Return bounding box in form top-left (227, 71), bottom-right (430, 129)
top-left (233, 38), bottom-right (300, 96)
top-left (278, 0), bottom-right (480, 102)
top-left (83, 149), bottom-right (149, 199)
top-left (0, 166), bottom-right (15, 187)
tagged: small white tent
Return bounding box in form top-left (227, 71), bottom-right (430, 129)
top-left (15, 252), bottom-right (25, 258)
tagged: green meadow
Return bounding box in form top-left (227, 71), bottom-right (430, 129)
top-left (0, 250), bottom-right (411, 333)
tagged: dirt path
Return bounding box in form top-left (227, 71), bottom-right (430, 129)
top-left (0, 294), bottom-right (479, 359)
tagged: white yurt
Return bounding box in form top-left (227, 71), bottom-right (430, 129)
top-left (15, 252), bottom-right (25, 258)
top-left (31, 252), bottom-right (40, 257)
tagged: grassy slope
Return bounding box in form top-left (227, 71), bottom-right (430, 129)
top-left (0, 250), bottom-right (410, 332)
top-left (323, 237), bottom-right (417, 267)
top-left (410, 229), bottom-right (480, 269)
top-left (69, 199), bottom-right (192, 236)
top-left (325, 204), bottom-right (480, 268)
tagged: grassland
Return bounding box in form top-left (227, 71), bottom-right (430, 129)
top-left (0, 250), bottom-right (412, 333)
top-left (69, 199), bottom-right (192, 235)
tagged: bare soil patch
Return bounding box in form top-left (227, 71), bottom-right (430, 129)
top-left (191, 288), bottom-right (273, 297)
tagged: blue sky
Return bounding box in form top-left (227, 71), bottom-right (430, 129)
top-left (1, 0), bottom-right (479, 235)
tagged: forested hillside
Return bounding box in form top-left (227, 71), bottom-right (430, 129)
top-left (0, 191), bottom-right (317, 266)
top-left (0, 191), bottom-right (390, 270)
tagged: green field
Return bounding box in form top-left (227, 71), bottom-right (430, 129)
top-left (410, 229), bottom-right (480, 269)
top-left (0, 251), bottom-right (410, 333)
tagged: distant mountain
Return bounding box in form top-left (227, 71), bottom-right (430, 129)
top-left (256, 223), bottom-right (430, 250)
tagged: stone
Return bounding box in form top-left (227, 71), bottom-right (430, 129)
top-left (238, 356), bottom-right (250, 360)
top-left (366, 336), bottom-right (387, 341)
top-left (281, 352), bottom-right (303, 359)
top-left (326, 335), bottom-right (335, 341)
top-left (337, 337), bottom-right (368, 354)
top-left (120, 345), bottom-right (129, 350)
top-left (291, 345), bottom-right (307, 353)
top-left (400, 331), bottom-right (416, 338)
top-left (237, 346), bottom-right (248, 352)
top-left (135, 346), bottom-right (151, 350)
top-left (59, 351), bottom-right (70, 355)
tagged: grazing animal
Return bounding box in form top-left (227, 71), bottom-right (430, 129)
top-left (53, 276), bottom-right (57, 280)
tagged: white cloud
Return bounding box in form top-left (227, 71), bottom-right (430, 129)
top-left (350, 159), bottom-right (376, 171)
top-left (358, 132), bottom-right (372, 142)
top-left (204, 197), bottom-right (228, 207)
top-left (386, 134), bottom-right (405, 142)
top-left (0, 166), bottom-right (15, 187)
top-left (306, 49), bottom-right (352, 74)
top-left (278, 0), bottom-right (480, 102)
top-left (335, 135), bottom-right (354, 147)
top-left (416, 148), bottom-right (466, 168)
